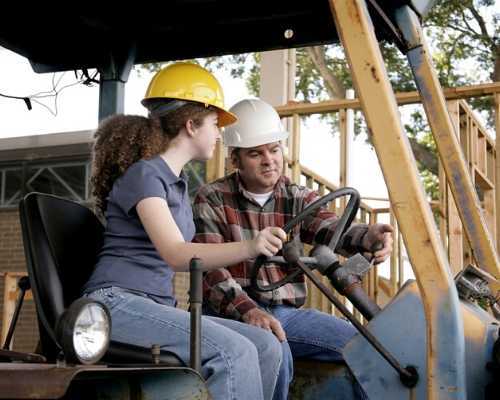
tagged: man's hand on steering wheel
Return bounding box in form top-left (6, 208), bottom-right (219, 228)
top-left (362, 223), bottom-right (394, 264)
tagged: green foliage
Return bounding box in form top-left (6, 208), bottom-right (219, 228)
top-left (421, 168), bottom-right (440, 201)
top-left (296, 48), bottom-right (327, 101)
top-left (380, 44), bottom-right (416, 92)
top-left (424, 0), bottom-right (499, 125)
top-left (477, 297), bottom-right (489, 311)
top-left (246, 53), bottom-right (261, 96)
top-left (425, 0), bottom-right (498, 77)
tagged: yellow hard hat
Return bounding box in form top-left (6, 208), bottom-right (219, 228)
top-left (142, 62), bottom-right (237, 127)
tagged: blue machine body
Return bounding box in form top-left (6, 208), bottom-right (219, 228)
top-left (343, 281), bottom-right (498, 399)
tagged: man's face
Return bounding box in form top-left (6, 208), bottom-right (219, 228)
top-left (232, 142), bottom-right (284, 193)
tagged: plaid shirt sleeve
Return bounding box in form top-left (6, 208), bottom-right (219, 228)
top-left (298, 188), bottom-right (369, 256)
top-left (192, 185), bottom-right (258, 320)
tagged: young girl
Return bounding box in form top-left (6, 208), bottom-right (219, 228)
top-left (83, 63), bottom-right (286, 400)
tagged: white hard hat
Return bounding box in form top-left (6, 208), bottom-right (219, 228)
top-left (222, 98), bottom-right (289, 148)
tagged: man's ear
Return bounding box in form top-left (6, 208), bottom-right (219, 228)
top-left (231, 150), bottom-right (241, 170)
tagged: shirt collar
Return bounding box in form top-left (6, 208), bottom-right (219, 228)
top-left (154, 155), bottom-right (188, 184)
top-left (233, 171), bottom-right (288, 202)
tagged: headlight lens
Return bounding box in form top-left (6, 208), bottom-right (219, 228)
top-left (57, 298), bottom-right (111, 364)
top-left (73, 302), bottom-right (110, 362)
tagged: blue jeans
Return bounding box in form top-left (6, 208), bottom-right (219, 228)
top-left (206, 304), bottom-right (368, 400)
top-left (86, 287), bottom-right (282, 400)
top-left (268, 305), bottom-right (368, 400)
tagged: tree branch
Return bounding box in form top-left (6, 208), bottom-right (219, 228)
top-left (442, 34), bottom-right (465, 84)
top-left (493, 47), bottom-right (500, 82)
top-left (445, 23), bottom-right (482, 39)
top-left (305, 46), bottom-right (345, 98)
top-left (467, 3), bottom-right (490, 40)
top-left (460, 8), bottom-right (480, 38)
top-left (408, 137), bottom-right (438, 176)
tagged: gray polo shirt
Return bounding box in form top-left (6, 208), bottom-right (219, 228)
top-left (83, 156), bottom-right (195, 303)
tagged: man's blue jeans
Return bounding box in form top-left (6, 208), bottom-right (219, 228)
top-left (205, 303), bottom-right (368, 400)
top-left (86, 287), bottom-right (282, 400)
top-left (267, 305), bottom-right (368, 400)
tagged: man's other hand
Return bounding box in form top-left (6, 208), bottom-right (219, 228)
top-left (242, 308), bottom-right (286, 342)
top-left (362, 223), bottom-right (394, 264)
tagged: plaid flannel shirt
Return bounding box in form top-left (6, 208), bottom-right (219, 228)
top-left (193, 172), bottom-right (368, 321)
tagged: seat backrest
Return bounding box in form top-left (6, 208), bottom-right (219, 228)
top-left (19, 192), bottom-right (104, 359)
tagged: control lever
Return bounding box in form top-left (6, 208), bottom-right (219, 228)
top-left (310, 245), bottom-right (381, 320)
top-left (282, 244), bottom-right (418, 388)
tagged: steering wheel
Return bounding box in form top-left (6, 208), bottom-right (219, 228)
top-left (251, 187), bottom-right (360, 292)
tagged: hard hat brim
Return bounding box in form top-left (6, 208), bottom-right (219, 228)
top-left (142, 97), bottom-right (237, 128)
top-left (224, 130), bottom-right (289, 148)
top-left (218, 109), bottom-right (238, 128)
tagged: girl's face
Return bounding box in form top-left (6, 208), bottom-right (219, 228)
top-left (191, 112), bottom-right (221, 161)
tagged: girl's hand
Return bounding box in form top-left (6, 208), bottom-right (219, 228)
top-left (249, 227), bottom-right (287, 258)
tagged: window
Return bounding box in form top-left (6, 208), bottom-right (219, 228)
top-left (0, 161), bottom-right (91, 208)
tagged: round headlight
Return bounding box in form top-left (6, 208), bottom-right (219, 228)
top-left (56, 298), bottom-right (111, 364)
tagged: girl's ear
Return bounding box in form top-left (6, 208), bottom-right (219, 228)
top-left (185, 119), bottom-right (197, 137)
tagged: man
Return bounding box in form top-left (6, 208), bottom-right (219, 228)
top-left (193, 98), bottom-right (393, 399)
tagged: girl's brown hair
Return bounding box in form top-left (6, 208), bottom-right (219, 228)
top-left (91, 104), bottom-right (215, 215)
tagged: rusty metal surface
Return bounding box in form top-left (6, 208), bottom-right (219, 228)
top-left (329, 1), bottom-right (466, 398)
top-left (0, 363), bottom-right (207, 399)
top-left (0, 363), bottom-right (78, 399)
top-left (0, 349), bottom-right (46, 363)
top-left (404, 13), bottom-right (500, 284)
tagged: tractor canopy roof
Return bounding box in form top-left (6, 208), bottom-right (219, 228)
top-left (0, 1), bottom-right (435, 73)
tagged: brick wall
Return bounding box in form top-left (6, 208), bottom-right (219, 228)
top-left (0, 208), bottom-right (39, 353)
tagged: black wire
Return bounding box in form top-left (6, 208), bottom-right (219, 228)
top-left (0, 70), bottom-right (89, 115)
top-left (35, 78), bottom-right (85, 116)
top-left (81, 69), bottom-right (100, 86)
top-left (0, 93), bottom-right (32, 110)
